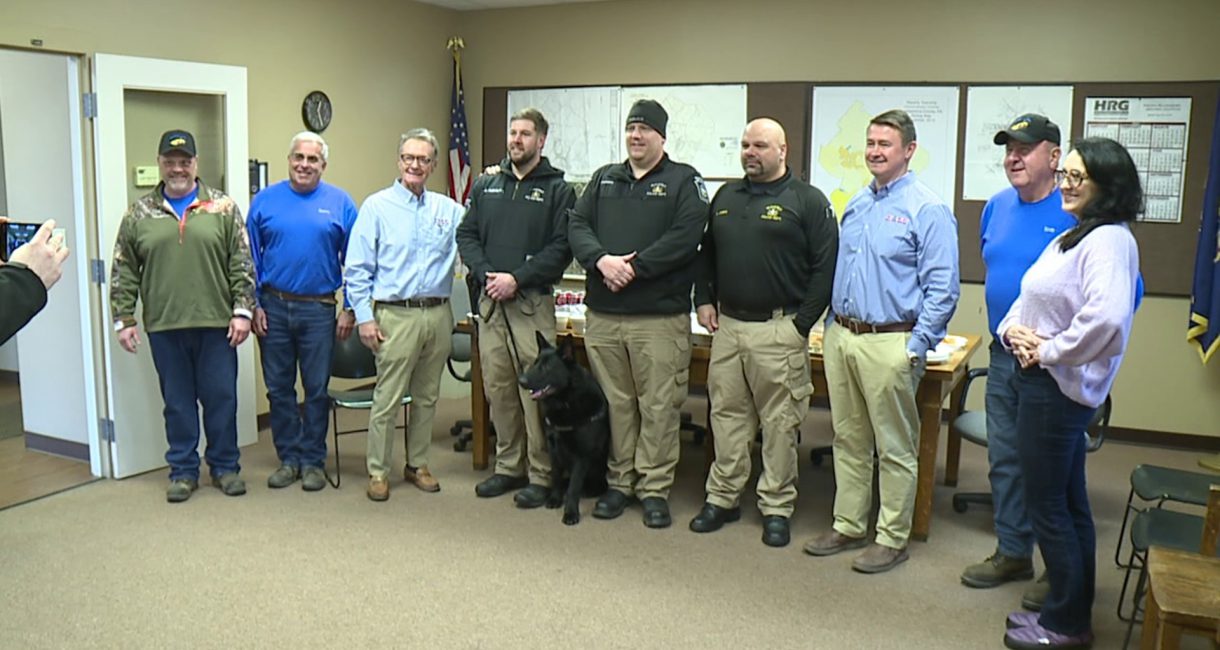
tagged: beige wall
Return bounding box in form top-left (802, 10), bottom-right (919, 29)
top-left (3, 0), bottom-right (463, 413)
top-left (5, 0), bottom-right (1220, 437)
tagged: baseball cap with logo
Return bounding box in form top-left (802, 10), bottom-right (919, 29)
top-left (994, 114), bottom-right (1061, 146)
top-left (158, 129), bottom-right (197, 157)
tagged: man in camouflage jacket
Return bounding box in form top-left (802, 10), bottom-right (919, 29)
top-left (109, 129), bottom-right (256, 503)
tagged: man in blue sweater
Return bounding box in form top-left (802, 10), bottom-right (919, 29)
top-left (962, 114), bottom-right (1075, 605)
top-left (248, 131), bottom-right (358, 491)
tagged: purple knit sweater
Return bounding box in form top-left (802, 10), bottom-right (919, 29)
top-left (998, 224), bottom-right (1139, 408)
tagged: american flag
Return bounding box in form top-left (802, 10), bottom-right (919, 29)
top-left (447, 48), bottom-right (472, 206)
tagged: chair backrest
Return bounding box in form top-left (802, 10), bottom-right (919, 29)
top-left (448, 271), bottom-right (475, 376)
top-left (331, 332), bottom-right (377, 380)
top-left (1203, 483), bottom-right (1220, 556)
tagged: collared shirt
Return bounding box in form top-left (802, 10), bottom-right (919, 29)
top-left (345, 180), bottom-right (464, 324)
top-left (248, 180), bottom-right (358, 301)
top-left (830, 172), bottom-right (960, 357)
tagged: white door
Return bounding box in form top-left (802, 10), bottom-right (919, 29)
top-left (0, 50), bottom-right (100, 474)
top-left (92, 54), bottom-right (256, 478)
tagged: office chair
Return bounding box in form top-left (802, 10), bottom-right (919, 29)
top-left (950, 368), bottom-right (1111, 513)
top-left (325, 333), bottom-right (411, 488)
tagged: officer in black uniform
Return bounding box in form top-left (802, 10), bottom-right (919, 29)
top-left (457, 107), bottom-right (575, 507)
top-left (690, 117), bottom-right (838, 547)
top-left (568, 98), bottom-right (709, 529)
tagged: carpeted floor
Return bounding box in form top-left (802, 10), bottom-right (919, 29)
top-left (0, 396), bottom-right (1214, 649)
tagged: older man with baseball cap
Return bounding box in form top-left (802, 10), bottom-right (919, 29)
top-left (110, 128), bottom-right (256, 503)
top-left (964, 113), bottom-right (1144, 606)
top-left (568, 99), bottom-right (710, 528)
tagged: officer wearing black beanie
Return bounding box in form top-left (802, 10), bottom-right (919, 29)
top-left (568, 97), bottom-right (709, 530)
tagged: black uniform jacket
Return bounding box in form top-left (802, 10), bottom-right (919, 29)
top-left (456, 156), bottom-right (575, 295)
top-left (568, 155), bottom-right (709, 315)
top-left (694, 170), bottom-right (838, 336)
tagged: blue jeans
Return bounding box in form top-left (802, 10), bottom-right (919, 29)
top-left (148, 328), bottom-right (240, 481)
top-left (257, 294), bottom-right (336, 469)
top-left (1016, 367), bottom-right (1097, 636)
top-left (986, 340), bottom-right (1035, 558)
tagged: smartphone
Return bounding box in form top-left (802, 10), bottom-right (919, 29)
top-left (2, 221), bottom-right (40, 262)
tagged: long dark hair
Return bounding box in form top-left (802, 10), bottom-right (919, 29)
top-left (1059, 137), bottom-right (1143, 252)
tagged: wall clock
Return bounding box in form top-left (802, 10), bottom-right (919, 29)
top-left (302, 90), bottom-right (332, 133)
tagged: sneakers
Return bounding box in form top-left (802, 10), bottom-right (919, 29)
top-left (851, 543), bottom-right (909, 574)
top-left (166, 478), bottom-right (198, 503)
top-left (803, 530), bottom-right (869, 556)
top-left (1021, 573), bottom-right (1050, 611)
top-left (301, 466), bottom-right (327, 491)
top-left (961, 552), bottom-right (1035, 588)
top-left (1003, 620), bottom-right (1093, 649)
top-left (1006, 611), bottom-right (1040, 630)
top-left (404, 465), bottom-right (440, 493)
top-left (211, 473), bottom-right (247, 496)
top-left (367, 476), bottom-right (390, 501)
top-left (267, 465), bottom-right (300, 489)
top-left (475, 473), bottom-right (527, 498)
top-left (514, 484), bottom-right (550, 509)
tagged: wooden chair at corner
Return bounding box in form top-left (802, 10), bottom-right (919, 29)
top-left (1138, 483), bottom-right (1220, 650)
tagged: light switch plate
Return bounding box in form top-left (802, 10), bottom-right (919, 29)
top-left (134, 166), bottom-right (159, 187)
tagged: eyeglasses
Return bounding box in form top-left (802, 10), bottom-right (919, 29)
top-left (1054, 168), bottom-right (1090, 188)
top-left (399, 154), bottom-right (433, 166)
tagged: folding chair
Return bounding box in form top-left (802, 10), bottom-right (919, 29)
top-left (325, 334), bottom-right (411, 487)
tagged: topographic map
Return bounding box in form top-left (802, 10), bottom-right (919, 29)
top-left (810, 86), bottom-right (960, 218)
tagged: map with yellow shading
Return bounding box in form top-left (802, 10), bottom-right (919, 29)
top-left (810, 87), bottom-right (960, 219)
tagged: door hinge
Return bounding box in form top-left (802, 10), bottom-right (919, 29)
top-left (90, 259), bottom-right (106, 285)
top-left (83, 92), bottom-right (97, 119)
top-left (99, 418), bottom-right (115, 442)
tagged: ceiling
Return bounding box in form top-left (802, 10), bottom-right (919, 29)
top-left (416, 0), bottom-right (607, 10)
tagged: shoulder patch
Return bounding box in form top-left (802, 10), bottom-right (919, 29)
top-left (693, 177), bottom-right (709, 204)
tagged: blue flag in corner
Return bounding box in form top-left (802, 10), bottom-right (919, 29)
top-left (1188, 97), bottom-right (1220, 363)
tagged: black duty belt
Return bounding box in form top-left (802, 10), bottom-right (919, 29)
top-left (720, 304), bottom-right (800, 323)
top-left (378, 297), bottom-right (449, 308)
top-left (264, 287), bottom-right (337, 305)
top-left (833, 314), bottom-right (916, 335)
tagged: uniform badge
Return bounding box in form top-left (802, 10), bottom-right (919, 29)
top-left (648, 182), bottom-right (668, 197)
top-left (525, 187), bottom-right (546, 203)
top-left (761, 204), bottom-right (783, 221)
top-left (693, 177), bottom-right (709, 204)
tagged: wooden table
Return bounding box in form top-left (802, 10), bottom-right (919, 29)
top-left (1140, 545), bottom-right (1220, 649)
top-left (458, 320), bottom-right (981, 542)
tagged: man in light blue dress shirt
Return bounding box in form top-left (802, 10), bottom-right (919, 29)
top-left (344, 128), bottom-right (465, 502)
top-left (803, 109), bottom-right (960, 573)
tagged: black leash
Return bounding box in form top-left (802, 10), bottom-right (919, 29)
top-left (479, 295), bottom-right (527, 376)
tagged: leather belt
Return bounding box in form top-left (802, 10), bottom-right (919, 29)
top-left (378, 297), bottom-right (449, 308)
top-left (834, 314), bottom-right (915, 335)
top-left (720, 304), bottom-right (799, 323)
top-left (263, 286), bottom-right (336, 305)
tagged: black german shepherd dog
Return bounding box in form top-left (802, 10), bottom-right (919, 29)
top-left (517, 331), bottom-right (610, 525)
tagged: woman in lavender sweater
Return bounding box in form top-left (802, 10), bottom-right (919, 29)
top-left (997, 137), bottom-right (1142, 650)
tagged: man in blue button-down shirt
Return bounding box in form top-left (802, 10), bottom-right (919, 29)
top-left (345, 128), bottom-right (465, 502)
top-left (803, 109), bottom-right (960, 574)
